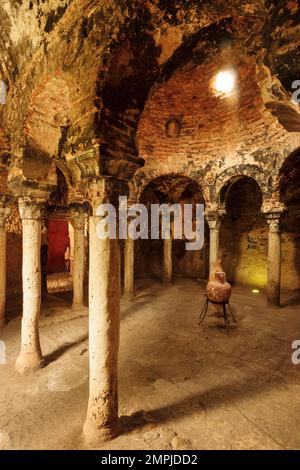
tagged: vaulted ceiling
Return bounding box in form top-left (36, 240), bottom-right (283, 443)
top-left (0, 1), bottom-right (299, 190)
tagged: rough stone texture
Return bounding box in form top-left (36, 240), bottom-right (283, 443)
top-left (0, 0), bottom-right (300, 449)
top-left (15, 198), bottom-right (44, 375)
top-left (1, 278), bottom-right (300, 449)
top-left (83, 209), bottom-right (120, 447)
top-left (0, 1), bottom-right (299, 185)
top-left (220, 178), bottom-right (268, 288)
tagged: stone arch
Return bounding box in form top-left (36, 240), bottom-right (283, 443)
top-left (129, 167), bottom-right (205, 205)
top-left (130, 168), bottom-right (209, 282)
top-left (213, 165), bottom-right (270, 207)
top-left (276, 148), bottom-right (300, 200)
top-left (218, 172), bottom-right (269, 289)
top-left (24, 76), bottom-right (71, 158)
top-left (276, 147), bottom-right (300, 296)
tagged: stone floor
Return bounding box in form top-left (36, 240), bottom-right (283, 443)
top-left (0, 277), bottom-right (300, 450)
top-left (47, 272), bottom-right (73, 293)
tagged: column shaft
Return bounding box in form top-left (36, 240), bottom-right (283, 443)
top-left (0, 205), bottom-right (10, 328)
top-left (0, 224), bottom-right (7, 328)
top-left (206, 210), bottom-right (224, 275)
top-left (72, 215), bottom-right (85, 308)
top-left (163, 237), bottom-right (172, 283)
top-left (124, 236), bottom-right (134, 296)
top-left (83, 214), bottom-right (120, 446)
top-left (266, 218), bottom-right (281, 306)
top-left (209, 227), bottom-right (220, 274)
top-left (16, 199), bottom-right (43, 374)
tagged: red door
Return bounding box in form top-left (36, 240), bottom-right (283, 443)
top-left (47, 219), bottom-right (69, 273)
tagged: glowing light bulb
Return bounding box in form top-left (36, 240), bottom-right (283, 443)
top-left (252, 289), bottom-right (260, 294)
top-left (213, 70), bottom-right (236, 96)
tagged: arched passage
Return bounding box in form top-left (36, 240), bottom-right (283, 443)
top-left (279, 150), bottom-right (300, 303)
top-left (219, 176), bottom-right (268, 288)
top-left (134, 174), bottom-right (208, 282)
top-left (44, 167), bottom-right (72, 295)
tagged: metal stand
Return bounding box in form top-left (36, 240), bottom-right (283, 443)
top-left (198, 295), bottom-right (237, 326)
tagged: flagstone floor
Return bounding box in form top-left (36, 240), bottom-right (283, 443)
top-left (0, 277), bottom-right (300, 450)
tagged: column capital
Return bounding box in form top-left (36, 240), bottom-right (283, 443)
top-left (18, 197), bottom-right (45, 221)
top-left (205, 209), bottom-right (226, 230)
top-left (0, 199), bottom-right (11, 228)
top-left (69, 203), bottom-right (89, 229)
top-left (86, 178), bottom-right (128, 214)
top-left (265, 215), bottom-right (281, 233)
top-left (264, 209), bottom-right (284, 233)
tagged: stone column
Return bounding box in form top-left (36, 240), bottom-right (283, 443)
top-left (124, 235), bottom-right (134, 297)
top-left (206, 215), bottom-right (221, 274)
top-left (83, 182), bottom-right (121, 446)
top-left (0, 204), bottom-right (11, 328)
top-left (41, 223), bottom-right (48, 299)
top-left (163, 237), bottom-right (172, 283)
top-left (16, 198), bottom-right (44, 375)
top-left (71, 210), bottom-right (86, 309)
top-left (68, 222), bottom-right (75, 275)
top-left (266, 214), bottom-right (282, 306)
top-left (162, 214), bottom-right (173, 283)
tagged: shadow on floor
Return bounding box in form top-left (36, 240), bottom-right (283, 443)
top-left (119, 365), bottom-right (293, 442)
top-left (44, 334), bottom-right (88, 365)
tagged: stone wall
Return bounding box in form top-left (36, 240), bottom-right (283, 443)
top-left (281, 189), bottom-right (300, 293)
top-left (137, 53), bottom-right (288, 176)
top-left (219, 178), bottom-right (268, 288)
top-left (135, 237), bottom-right (208, 281)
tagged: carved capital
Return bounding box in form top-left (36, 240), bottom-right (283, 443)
top-left (69, 204), bottom-right (87, 230)
top-left (65, 146), bottom-right (101, 180)
top-left (18, 197), bottom-right (45, 221)
top-left (205, 209), bottom-right (226, 230)
top-left (266, 216), bottom-right (281, 234)
top-left (86, 177), bottom-right (128, 215)
top-left (0, 204), bottom-right (11, 228)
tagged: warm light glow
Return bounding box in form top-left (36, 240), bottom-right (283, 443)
top-left (213, 70), bottom-right (236, 96)
top-left (252, 289), bottom-right (260, 294)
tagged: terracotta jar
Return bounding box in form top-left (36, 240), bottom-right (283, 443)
top-left (207, 259), bottom-right (232, 303)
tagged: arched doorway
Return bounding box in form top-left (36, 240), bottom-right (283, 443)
top-left (279, 151), bottom-right (300, 304)
top-left (219, 176), bottom-right (268, 289)
top-left (45, 168), bottom-right (72, 295)
top-left (136, 175), bottom-right (208, 282)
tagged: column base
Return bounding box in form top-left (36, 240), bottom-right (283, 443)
top-left (83, 418), bottom-right (120, 448)
top-left (267, 298), bottom-right (281, 307)
top-left (124, 291), bottom-right (134, 299)
top-left (267, 286), bottom-right (281, 307)
top-left (15, 350), bottom-right (44, 375)
top-left (72, 302), bottom-right (84, 311)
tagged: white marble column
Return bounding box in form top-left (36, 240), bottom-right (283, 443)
top-left (16, 198), bottom-right (44, 375)
top-left (83, 199), bottom-right (120, 446)
top-left (266, 215), bottom-right (282, 306)
top-left (71, 210), bottom-right (86, 309)
top-left (0, 204), bottom-right (11, 329)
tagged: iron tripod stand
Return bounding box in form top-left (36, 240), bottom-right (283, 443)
top-left (198, 295), bottom-right (237, 327)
